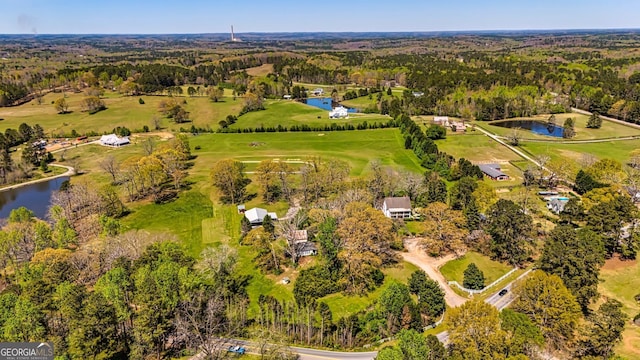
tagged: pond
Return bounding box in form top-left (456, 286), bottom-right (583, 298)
top-left (301, 98), bottom-right (357, 113)
top-left (0, 176), bottom-right (69, 220)
top-left (491, 120), bottom-right (564, 138)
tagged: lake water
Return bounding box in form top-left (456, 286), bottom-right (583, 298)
top-left (301, 98), bottom-right (357, 113)
top-left (0, 176), bottom-right (69, 220)
top-left (491, 120), bottom-right (564, 138)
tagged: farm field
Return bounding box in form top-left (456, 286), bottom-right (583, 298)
top-left (0, 90), bottom-right (241, 136)
top-left (476, 113), bottom-right (640, 141)
top-left (599, 258), bottom-right (640, 360)
top-left (439, 251), bottom-right (514, 285)
top-left (229, 99), bottom-right (392, 129)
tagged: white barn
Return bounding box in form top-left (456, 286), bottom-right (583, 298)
top-left (100, 134), bottom-right (130, 147)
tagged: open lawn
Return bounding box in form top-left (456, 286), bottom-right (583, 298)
top-left (439, 251), bottom-right (513, 285)
top-left (320, 261), bottom-right (420, 319)
top-left (340, 89), bottom-right (405, 109)
top-left (520, 139), bottom-right (640, 169)
top-left (189, 129), bottom-right (424, 177)
top-left (476, 112), bottom-right (640, 141)
top-left (230, 100), bottom-right (392, 129)
top-left (599, 258), bottom-right (640, 360)
top-left (0, 90), bottom-right (242, 136)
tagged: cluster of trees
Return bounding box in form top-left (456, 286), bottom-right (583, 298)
top-left (0, 123), bottom-right (48, 184)
top-left (0, 209), bottom-right (251, 360)
top-left (158, 98), bottom-right (190, 123)
top-left (99, 135), bottom-right (192, 202)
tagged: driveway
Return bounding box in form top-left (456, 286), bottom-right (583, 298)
top-left (400, 238), bottom-right (468, 307)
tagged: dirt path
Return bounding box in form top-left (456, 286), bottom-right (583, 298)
top-left (0, 163), bottom-right (74, 192)
top-left (400, 238), bottom-right (468, 307)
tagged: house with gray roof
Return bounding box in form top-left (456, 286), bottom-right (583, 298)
top-left (478, 163), bottom-right (509, 181)
top-left (382, 196), bottom-right (412, 219)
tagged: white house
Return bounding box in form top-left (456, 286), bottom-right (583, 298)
top-left (547, 198), bottom-right (569, 214)
top-left (382, 196), bottom-right (412, 219)
top-left (433, 116), bottom-right (450, 126)
top-left (244, 207), bottom-right (278, 226)
top-left (312, 88), bottom-right (324, 96)
top-left (329, 106), bottom-right (349, 119)
top-left (283, 94), bottom-right (292, 100)
top-left (100, 134), bottom-right (130, 147)
top-left (291, 230), bottom-right (317, 257)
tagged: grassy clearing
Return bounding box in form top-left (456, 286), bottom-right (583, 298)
top-left (520, 139), bottom-right (640, 169)
top-left (439, 251), bottom-right (513, 285)
top-left (599, 259), bottom-right (640, 360)
top-left (320, 261), bottom-right (420, 319)
top-left (475, 112), bottom-right (640, 141)
top-left (189, 129), bottom-right (424, 178)
top-left (436, 132), bottom-right (522, 163)
top-left (0, 90), bottom-right (242, 136)
top-left (121, 190), bottom-right (213, 257)
top-left (229, 100), bottom-right (392, 129)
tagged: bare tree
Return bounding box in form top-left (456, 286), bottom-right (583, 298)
top-left (174, 290), bottom-right (234, 360)
top-left (152, 116), bottom-right (161, 131)
top-left (276, 212), bottom-right (307, 265)
top-left (99, 155), bottom-right (120, 183)
top-left (142, 138), bottom-right (156, 156)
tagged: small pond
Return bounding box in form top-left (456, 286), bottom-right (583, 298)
top-left (301, 98), bottom-right (357, 113)
top-left (0, 176), bottom-right (69, 220)
top-left (491, 120), bottom-right (564, 138)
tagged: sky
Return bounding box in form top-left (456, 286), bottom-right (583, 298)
top-left (1, 0), bottom-right (639, 34)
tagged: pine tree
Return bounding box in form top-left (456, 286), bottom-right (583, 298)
top-left (463, 263), bottom-right (485, 290)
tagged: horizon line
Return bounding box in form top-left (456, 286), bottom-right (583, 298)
top-left (2, 27), bottom-right (640, 36)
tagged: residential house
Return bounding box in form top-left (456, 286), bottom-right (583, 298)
top-left (382, 196), bottom-right (412, 219)
top-left (291, 229), bottom-right (317, 257)
top-left (283, 94), bottom-right (292, 100)
top-left (412, 91), bottom-right (424, 97)
top-left (329, 106), bottom-right (349, 119)
top-left (312, 88), bottom-right (324, 96)
top-left (100, 134), bottom-right (130, 147)
top-left (547, 198), bottom-right (568, 214)
top-left (478, 164), bottom-right (509, 181)
top-left (244, 207), bottom-right (278, 226)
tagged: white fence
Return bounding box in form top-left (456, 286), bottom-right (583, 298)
top-left (448, 267), bottom-right (519, 295)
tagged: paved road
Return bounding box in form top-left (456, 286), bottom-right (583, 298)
top-left (435, 268), bottom-right (534, 344)
top-left (191, 339), bottom-right (378, 360)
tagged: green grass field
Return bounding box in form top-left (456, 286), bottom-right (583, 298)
top-left (0, 90), bottom-right (241, 136)
top-left (599, 259), bottom-right (640, 360)
top-left (439, 251), bottom-right (513, 285)
top-left (520, 139), bottom-right (640, 169)
top-left (229, 100), bottom-right (392, 129)
top-left (189, 129), bottom-right (424, 177)
top-left (476, 113), bottom-right (640, 141)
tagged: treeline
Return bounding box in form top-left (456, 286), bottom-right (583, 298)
top-left (217, 119), bottom-right (399, 133)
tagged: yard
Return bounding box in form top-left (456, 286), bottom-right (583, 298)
top-left (439, 251), bottom-right (513, 285)
top-left (599, 257), bottom-right (640, 360)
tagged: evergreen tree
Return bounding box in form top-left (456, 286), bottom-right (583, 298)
top-left (586, 112), bottom-right (602, 128)
top-left (463, 263), bottom-right (485, 290)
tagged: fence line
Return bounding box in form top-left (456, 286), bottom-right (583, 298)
top-left (448, 267), bottom-right (519, 295)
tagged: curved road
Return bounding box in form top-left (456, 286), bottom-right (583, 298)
top-left (0, 163), bottom-right (74, 192)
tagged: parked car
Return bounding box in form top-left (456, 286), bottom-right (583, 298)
top-left (498, 288), bottom-right (508, 296)
top-left (228, 345), bottom-right (246, 355)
